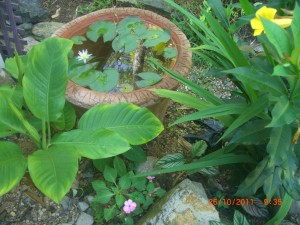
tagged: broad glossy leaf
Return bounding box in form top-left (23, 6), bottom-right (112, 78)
top-left (23, 37), bottom-right (73, 121)
top-left (267, 96), bottom-right (296, 127)
top-left (87, 20), bottom-right (116, 42)
top-left (156, 153), bottom-right (185, 168)
top-left (28, 146), bottom-right (78, 203)
top-left (292, 3), bottom-right (300, 48)
top-left (135, 72), bottom-right (162, 88)
top-left (163, 47), bottom-right (178, 58)
top-left (70, 35), bottom-right (87, 45)
top-left (261, 18), bottom-right (292, 58)
top-left (233, 210), bottom-right (250, 225)
top-left (53, 102), bottom-right (76, 131)
top-left (142, 29), bottom-right (171, 47)
top-left (89, 68), bottom-right (119, 92)
top-left (78, 102), bottom-right (163, 145)
top-left (117, 16), bottom-right (147, 36)
top-left (0, 141), bottom-right (27, 195)
top-left (112, 34), bottom-right (138, 53)
top-left (52, 128), bottom-right (130, 159)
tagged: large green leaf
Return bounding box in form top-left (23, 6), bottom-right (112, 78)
top-left (23, 37), bottom-right (73, 121)
top-left (225, 67), bottom-right (287, 96)
top-left (267, 96), bottom-right (296, 127)
top-left (52, 128), bottom-right (130, 159)
top-left (78, 102), bottom-right (163, 145)
top-left (292, 3), bottom-right (300, 48)
top-left (28, 146), bottom-right (78, 203)
top-left (53, 101), bottom-right (76, 131)
top-left (86, 20), bottom-right (117, 42)
top-left (0, 94), bottom-right (26, 137)
top-left (261, 18), bottom-right (292, 59)
top-left (0, 141), bottom-right (27, 195)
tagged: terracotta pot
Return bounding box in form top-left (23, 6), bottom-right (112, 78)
top-left (52, 7), bottom-right (192, 120)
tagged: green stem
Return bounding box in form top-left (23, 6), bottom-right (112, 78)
top-left (42, 120), bottom-right (47, 150)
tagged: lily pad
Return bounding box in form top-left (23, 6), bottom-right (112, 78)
top-left (71, 36), bottom-right (87, 45)
top-left (89, 68), bottom-right (119, 92)
top-left (68, 60), bottom-right (98, 79)
top-left (87, 20), bottom-right (117, 42)
top-left (117, 16), bottom-right (147, 37)
top-left (119, 83), bottom-right (134, 92)
top-left (112, 33), bottom-right (139, 53)
top-left (135, 72), bottom-right (162, 88)
top-left (163, 47), bottom-right (178, 58)
top-left (72, 70), bottom-right (101, 86)
top-left (141, 29), bottom-right (171, 47)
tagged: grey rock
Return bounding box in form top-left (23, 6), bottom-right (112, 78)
top-left (32, 22), bottom-right (64, 41)
top-left (289, 200), bottom-right (300, 215)
top-left (136, 156), bottom-right (158, 174)
top-left (60, 196), bottom-right (72, 211)
top-left (78, 202), bottom-right (89, 212)
top-left (0, 69), bottom-right (15, 86)
top-left (57, 223), bottom-right (74, 225)
top-left (18, 23), bottom-right (33, 37)
top-left (86, 195), bottom-right (94, 204)
top-left (75, 212), bottom-right (94, 225)
top-left (12, 0), bottom-right (48, 24)
top-left (23, 36), bottom-right (39, 52)
top-left (137, 179), bottom-right (220, 225)
top-left (280, 220), bottom-right (297, 225)
top-left (0, 55), bottom-right (4, 68)
top-left (86, 208), bottom-right (95, 217)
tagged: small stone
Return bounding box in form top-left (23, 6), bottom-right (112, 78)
top-left (78, 202), bottom-right (89, 212)
top-left (289, 200), bottom-right (300, 215)
top-left (86, 195), bottom-right (94, 204)
top-left (86, 208), bottom-right (94, 217)
top-left (23, 36), bottom-right (39, 52)
top-left (136, 156), bottom-right (158, 174)
top-left (10, 211), bottom-right (16, 217)
top-left (32, 22), bottom-right (64, 41)
top-left (75, 212), bottom-right (94, 225)
top-left (60, 196), bottom-right (72, 210)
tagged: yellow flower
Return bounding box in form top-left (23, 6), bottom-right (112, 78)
top-left (250, 6), bottom-right (292, 36)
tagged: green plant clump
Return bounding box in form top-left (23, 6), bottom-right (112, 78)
top-left (1, 37), bottom-right (164, 203)
top-left (69, 16), bottom-right (178, 93)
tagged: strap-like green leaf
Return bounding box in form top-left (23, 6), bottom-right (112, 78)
top-left (78, 102), bottom-right (163, 145)
top-left (28, 146), bottom-right (78, 203)
top-left (207, 0), bottom-right (230, 31)
top-left (52, 128), bottom-right (130, 159)
top-left (0, 141), bottom-right (27, 195)
top-left (292, 3), bottom-right (300, 48)
top-left (23, 37), bottom-right (73, 121)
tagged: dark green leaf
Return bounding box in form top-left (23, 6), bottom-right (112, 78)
top-left (207, 0), bottom-right (230, 31)
top-left (129, 191), bottom-right (145, 204)
top-left (103, 206), bottom-right (117, 221)
top-left (113, 157), bottom-right (127, 176)
top-left (104, 166), bottom-right (118, 183)
top-left (93, 158), bottom-right (113, 172)
top-left (241, 198), bottom-right (269, 218)
top-left (123, 146), bottom-right (146, 162)
top-left (143, 195), bottom-right (153, 209)
top-left (263, 166), bottom-right (283, 201)
top-left (115, 194), bottom-right (126, 208)
top-left (146, 182), bottom-right (155, 192)
top-left (119, 174), bottom-right (131, 190)
top-left (94, 189), bottom-right (114, 204)
top-left (192, 140), bottom-right (208, 158)
top-left (92, 180), bottom-right (108, 192)
top-left (53, 102), bottom-right (76, 131)
top-left (233, 210), bottom-right (250, 225)
top-left (155, 188), bottom-right (166, 197)
top-left (130, 177), bottom-right (146, 191)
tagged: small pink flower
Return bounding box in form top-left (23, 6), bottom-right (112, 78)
top-left (123, 199), bottom-right (137, 214)
top-left (147, 176), bottom-right (155, 182)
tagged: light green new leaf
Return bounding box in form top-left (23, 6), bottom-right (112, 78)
top-left (87, 20), bottom-right (116, 42)
top-left (292, 3), bottom-right (300, 48)
top-left (28, 146), bottom-right (78, 203)
top-left (53, 102), bottom-right (76, 131)
top-left (23, 37), bottom-right (73, 121)
top-left (89, 68), bottom-right (119, 92)
top-left (52, 128), bottom-right (130, 159)
top-left (78, 102), bottom-right (164, 145)
top-left (261, 18), bottom-right (292, 59)
top-left (267, 96), bottom-right (296, 127)
top-left (0, 142), bottom-right (27, 195)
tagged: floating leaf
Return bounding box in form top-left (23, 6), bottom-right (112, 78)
top-left (135, 72), bottom-right (162, 88)
top-left (117, 16), bottom-right (147, 36)
top-left (71, 36), bottom-right (87, 45)
top-left (71, 69), bottom-right (100, 87)
top-left (112, 34), bottom-right (139, 53)
top-left (89, 68), bottom-right (119, 92)
top-left (163, 47), bottom-right (178, 58)
top-left (142, 29), bottom-right (171, 47)
top-left (119, 83), bottom-right (134, 92)
top-left (156, 153), bottom-right (185, 169)
top-left (87, 20), bottom-right (117, 42)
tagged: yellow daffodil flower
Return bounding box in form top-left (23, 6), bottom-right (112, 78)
top-left (250, 6), bottom-right (292, 36)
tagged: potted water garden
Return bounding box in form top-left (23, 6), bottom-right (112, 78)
top-left (52, 7), bottom-right (192, 120)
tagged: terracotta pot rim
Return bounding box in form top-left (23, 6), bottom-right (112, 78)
top-left (52, 7), bottom-right (192, 109)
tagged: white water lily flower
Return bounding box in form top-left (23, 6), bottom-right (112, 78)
top-left (77, 49), bottom-right (92, 63)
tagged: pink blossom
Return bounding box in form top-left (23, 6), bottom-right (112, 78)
top-left (147, 176), bottom-right (155, 182)
top-left (123, 199), bottom-right (137, 214)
